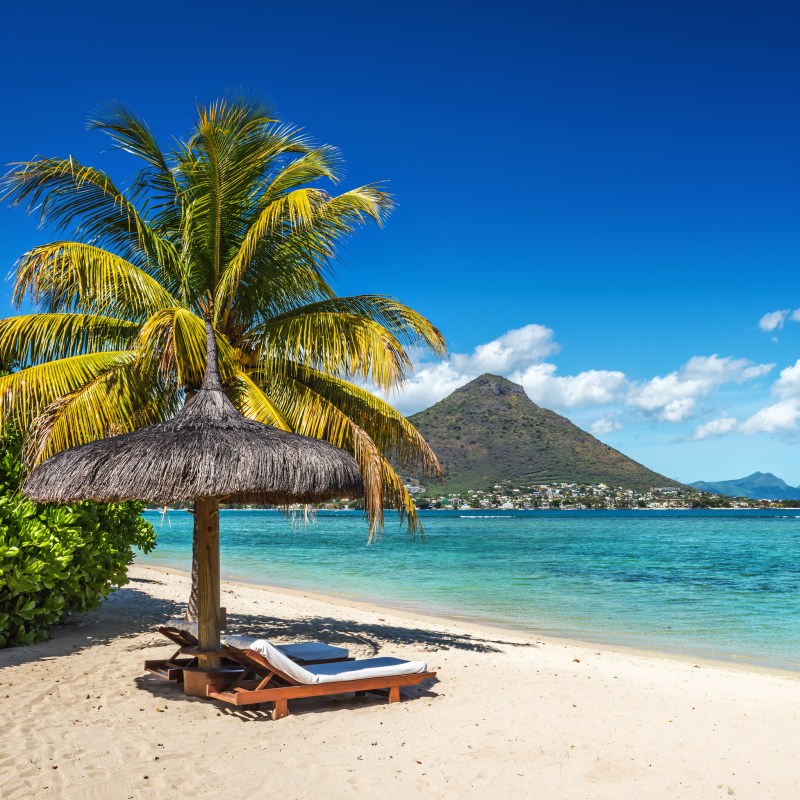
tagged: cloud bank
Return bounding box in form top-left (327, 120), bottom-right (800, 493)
top-left (689, 358), bottom-right (800, 442)
top-left (390, 324), bottom-right (775, 443)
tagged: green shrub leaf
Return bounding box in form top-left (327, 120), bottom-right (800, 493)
top-left (0, 431), bottom-right (156, 647)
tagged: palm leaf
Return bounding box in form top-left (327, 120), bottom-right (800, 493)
top-left (14, 242), bottom-right (178, 319)
top-left (136, 308), bottom-right (239, 388)
top-left (215, 187), bottom-right (325, 321)
top-left (0, 351), bottom-right (137, 428)
top-left (0, 313), bottom-right (140, 367)
top-left (248, 311), bottom-right (410, 389)
top-left (1, 156), bottom-right (178, 275)
top-left (228, 371), bottom-right (292, 430)
top-left (23, 360), bottom-right (178, 467)
top-left (256, 369), bottom-right (438, 533)
top-left (265, 365), bottom-right (442, 477)
top-left (261, 294), bottom-right (447, 357)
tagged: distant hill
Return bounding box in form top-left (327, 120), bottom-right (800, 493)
top-left (690, 472), bottom-right (800, 501)
top-left (407, 373), bottom-right (682, 493)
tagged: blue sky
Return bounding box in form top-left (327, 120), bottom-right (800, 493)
top-left (1, 0), bottom-right (799, 484)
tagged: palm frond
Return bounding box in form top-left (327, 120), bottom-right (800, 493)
top-left (136, 308), bottom-right (239, 389)
top-left (256, 369), bottom-right (439, 533)
top-left (0, 156), bottom-right (179, 274)
top-left (0, 351), bottom-right (137, 428)
top-left (88, 102), bottom-right (185, 253)
top-left (263, 295), bottom-right (447, 358)
top-left (0, 313), bottom-right (139, 367)
top-left (248, 311), bottom-right (411, 389)
top-left (228, 371), bottom-right (292, 430)
top-left (261, 146), bottom-right (344, 200)
top-left (23, 360), bottom-right (178, 468)
top-left (14, 242), bottom-right (178, 319)
top-left (270, 365), bottom-right (442, 477)
top-left (216, 185), bottom-right (393, 326)
top-left (222, 238), bottom-right (336, 332)
top-left (216, 187), bottom-right (325, 321)
top-left (321, 185), bottom-right (393, 229)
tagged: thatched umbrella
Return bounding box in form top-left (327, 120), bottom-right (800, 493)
top-left (23, 316), bottom-right (364, 672)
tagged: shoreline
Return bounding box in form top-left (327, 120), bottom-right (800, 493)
top-left (135, 561), bottom-right (800, 680)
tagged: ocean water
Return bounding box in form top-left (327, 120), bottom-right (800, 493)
top-left (138, 508), bottom-right (800, 670)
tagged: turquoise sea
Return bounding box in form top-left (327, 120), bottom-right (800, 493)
top-left (138, 508), bottom-right (800, 671)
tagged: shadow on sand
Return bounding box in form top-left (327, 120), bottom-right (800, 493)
top-left (0, 582), bottom-right (184, 668)
top-left (1, 572), bottom-right (534, 678)
top-left (222, 610), bottom-right (530, 655)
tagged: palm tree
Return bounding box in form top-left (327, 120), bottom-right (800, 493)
top-left (0, 97), bottom-right (445, 611)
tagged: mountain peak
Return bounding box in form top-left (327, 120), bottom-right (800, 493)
top-left (408, 375), bottom-right (681, 492)
top-left (454, 373), bottom-right (527, 398)
top-left (690, 472), bottom-right (799, 500)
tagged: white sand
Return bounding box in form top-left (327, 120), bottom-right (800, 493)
top-left (1, 564), bottom-right (799, 799)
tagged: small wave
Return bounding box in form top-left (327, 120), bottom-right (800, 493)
top-left (458, 514), bottom-right (515, 519)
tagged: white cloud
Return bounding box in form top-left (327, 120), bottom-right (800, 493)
top-left (730, 361), bottom-right (800, 442)
top-left (688, 360), bottom-right (800, 442)
top-left (629, 355), bottom-right (774, 423)
top-left (386, 324), bottom-right (559, 414)
top-left (591, 415), bottom-right (623, 435)
top-left (759, 309), bottom-right (790, 332)
top-left (389, 326), bottom-right (776, 445)
top-left (691, 416), bottom-right (738, 440)
top-left (513, 364), bottom-right (628, 409)
top-left (385, 361), bottom-right (470, 414)
top-left (388, 323), bottom-right (618, 414)
top-left (758, 308), bottom-right (800, 335)
top-left (772, 359), bottom-right (800, 399)
top-left (462, 324), bottom-right (559, 373)
top-left (740, 399), bottom-right (800, 438)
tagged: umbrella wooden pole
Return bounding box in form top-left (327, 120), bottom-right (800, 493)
top-left (195, 496), bottom-right (222, 670)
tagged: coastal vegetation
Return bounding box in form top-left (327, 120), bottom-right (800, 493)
top-left (0, 431), bottom-right (154, 646)
top-left (409, 482), bottom-right (775, 510)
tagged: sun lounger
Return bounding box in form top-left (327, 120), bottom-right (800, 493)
top-left (144, 620), bottom-right (350, 681)
top-left (209, 638), bottom-right (437, 720)
top-left (144, 621), bottom-right (206, 681)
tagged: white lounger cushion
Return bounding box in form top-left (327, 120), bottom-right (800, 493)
top-left (223, 634), bottom-right (258, 649)
top-left (307, 657), bottom-right (428, 684)
top-left (247, 638), bottom-right (427, 685)
top-left (223, 635), bottom-right (349, 663)
top-left (165, 618), bottom-right (198, 636)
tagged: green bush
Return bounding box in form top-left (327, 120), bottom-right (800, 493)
top-left (0, 435), bottom-right (155, 647)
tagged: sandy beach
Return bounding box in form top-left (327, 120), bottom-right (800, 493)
top-left (1, 564), bottom-right (799, 799)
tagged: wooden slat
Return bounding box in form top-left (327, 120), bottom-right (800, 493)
top-left (208, 671), bottom-right (436, 706)
top-left (144, 657), bottom-right (197, 681)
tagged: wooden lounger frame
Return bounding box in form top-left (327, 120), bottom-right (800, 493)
top-left (144, 627), bottom-right (204, 682)
top-left (208, 645), bottom-right (437, 720)
top-left (144, 611), bottom-right (227, 681)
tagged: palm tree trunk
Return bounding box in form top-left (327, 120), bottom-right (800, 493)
top-left (187, 516), bottom-right (199, 621)
top-left (194, 496), bottom-right (221, 667)
top-left (182, 386), bottom-right (200, 623)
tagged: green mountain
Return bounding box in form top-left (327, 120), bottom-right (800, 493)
top-left (407, 373), bottom-right (681, 493)
top-left (690, 472), bottom-right (800, 500)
